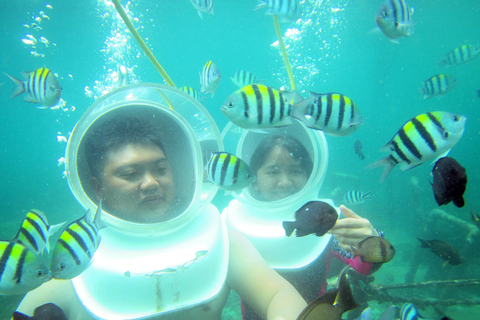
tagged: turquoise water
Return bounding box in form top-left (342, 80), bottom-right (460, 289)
top-left (1, 0), bottom-right (480, 318)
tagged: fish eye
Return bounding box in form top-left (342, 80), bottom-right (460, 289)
top-left (58, 263), bottom-right (66, 271)
top-left (228, 102), bottom-right (234, 108)
top-left (452, 115), bottom-right (459, 122)
top-left (36, 270), bottom-right (45, 277)
top-left (382, 10), bottom-right (388, 17)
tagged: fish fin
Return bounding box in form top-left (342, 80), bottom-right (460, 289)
top-left (282, 221), bottom-right (296, 237)
top-left (210, 90), bottom-right (215, 98)
top-left (12, 311), bottom-right (31, 320)
top-left (197, 10), bottom-right (204, 20)
top-left (335, 266), bottom-right (360, 312)
top-left (364, 157), bottom-right (396, 183)
top-left (4, 73), bottom-right (25, 99)
top-left (253, 0), bottom-right (267, 11)
top-left (282, 90), bottom-right (303, 104)
top-left (93, 200), bottom-right (106, 230)
top-left (363, 192), bottom-right (374, 200)
top-left (23, 94), bottom-right (39, 103)
top-left (45, 221), bottom-right (67, 253)
top-left (36, 105), bottom-right (49, 109)
top-left (442, 260), bottom-right (449, 268)
top-left (453, 197), bottom-right (465, 208)
top-left (417, 238), bottom-right (428, 248)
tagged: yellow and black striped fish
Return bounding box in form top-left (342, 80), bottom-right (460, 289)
top-left (421, 74), bottom-right (457, 99)
top-left (367, 111), bottom-right (466, 182)
top-left (50, 202), bottom-right (105, 280)
top-left (293, 92), bottom-right (363, 136)
top-left (221, 84), bottom-right (302, 129)
top-left (440, 44), bottom-right (480, 68)
top-left (207, 152), bottom-right (255, 191)
top-left (200, 60), bottom-right (221, 97)
top-left (4, 68), bottom-right (62, 107)
top-left (180, 86), bottom-right (201, 101)
top-left (0, 240), bottom-right (50, 295)
top-left (13, 209), bottom-right (65, 255)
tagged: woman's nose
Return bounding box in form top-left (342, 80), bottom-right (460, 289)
top-left (277, 173), bottom-right (293, 187)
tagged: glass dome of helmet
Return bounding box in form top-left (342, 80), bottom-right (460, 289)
top-left (66, 83), bottom-right (222, 235)
top-left (221, 120), bottom-right (328, 213)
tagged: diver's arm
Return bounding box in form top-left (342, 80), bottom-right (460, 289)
top-left (226, 227), bottom-right (307, 320)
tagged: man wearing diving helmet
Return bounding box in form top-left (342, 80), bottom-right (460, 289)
top-left (15, 85), bottom-right (308, 320)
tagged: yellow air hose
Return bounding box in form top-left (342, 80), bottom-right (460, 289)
top-left (111, 0), bottom-right (176, 88)
top-left (273, 15), bottom-right (296, 91)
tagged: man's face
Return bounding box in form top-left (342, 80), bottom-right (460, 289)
top-left (93, 143), bottom-right (175, 223)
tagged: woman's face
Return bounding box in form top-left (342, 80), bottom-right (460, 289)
top-left (254, 145), bottom-right (309, 201)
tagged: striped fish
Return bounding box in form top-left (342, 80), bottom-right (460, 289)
top-left (206, 152), bottom-right (255, 191)
top-left (180, 86), bottom-right (201, 101)
top-left (4, 68), bottom-right (62, 107)
top-left (221, 84), bottom-right (302, 129)
top-left (400, 303), bottom-right (427, 320)
top-left (50, 202), bottom-right (105, 280)
top-left (440, 45), bottom-right (480, 68)
top-left (352, 236), bottom-right (395, 264)
top-left (13, 209), bottom-right (65, 255)
top-left (375, 0), bottom-right (414, 42)
top-left (293, 92), bottom-right (363, 136)
top-left (0, 241), bottom-right (51, 295)
top-left (344, 191), bottom-right (374, 205)
top-left (367, 111), bottom-right (466, 182)
top-left (421, 74), bottom-right (457, 99)
top-left (255, 0), bottom-right (302, 22)
top-left (189, 0), bottom-right (214, 19)
top-left (230, 70), bottom-right (262, 88)
top-left (200, 60), bottom-right (221, 98)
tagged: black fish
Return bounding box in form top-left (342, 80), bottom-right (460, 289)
top-left (297, 266), bottom-right (360, 320)
top-left (354, 139), bottom-right (365, 160)
top-left (13, 303), bottom-right (67, 320)
top-left (418, 238), bottom-right (462, 266)
top-left (432, 157), bottom-right (467, 208)
top-left (283, 201), bottom-right (338, 237)
top-left (470, 210), bottom-right (480, 230)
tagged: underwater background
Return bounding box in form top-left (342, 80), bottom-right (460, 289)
top-left (1, 0), bottom-right (480, 318)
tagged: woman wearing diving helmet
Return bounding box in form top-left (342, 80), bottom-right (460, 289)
top-left (221, 121), bottom-right (382, 320)
top-left (14, 84), bottom-right (307, 319)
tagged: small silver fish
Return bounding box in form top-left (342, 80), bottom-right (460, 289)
top-left (189, 0), bottom-right (214, 19)
top-left (200, 60), bottom-right (221, 97)
top-left (375, 0), bottom-right (414, 42)
top-left (4, 68), bottom-right (62, 107)
top-left (255, 0), bottom-right (302, 22)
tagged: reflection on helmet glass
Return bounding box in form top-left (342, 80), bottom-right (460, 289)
top-left (249, 135), bottom-right (313, 201)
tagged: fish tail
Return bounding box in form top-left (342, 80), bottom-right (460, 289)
top-left (292, 98), bottom-right (311, 126)
top-left (254, 0), bottom-right (267, 11)
top-left (282, 221), bottom-right (296, 237)
top-left (364, 156), bottom-right (396, 183)
top-left (453, 197), bottom-right (465, 208)
top-left (417, 238), bottom-right (429, 248)
top-left (4, 72), bottom-right (25, 99)
top-left (363, 192), bottom-right (374, 200)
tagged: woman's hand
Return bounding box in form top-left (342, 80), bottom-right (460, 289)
top-left (328, 205), bottom-right (378, 252)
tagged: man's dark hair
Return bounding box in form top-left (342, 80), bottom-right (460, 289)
top-left (85, 115), bottom-right (166, 178)
top-left (249, 135), bottom-right (313, 177)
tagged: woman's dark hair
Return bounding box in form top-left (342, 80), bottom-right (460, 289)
top-left (85, 115), bottom-right (166, 178)
top-left (249, 135), bottom-right (313, 177)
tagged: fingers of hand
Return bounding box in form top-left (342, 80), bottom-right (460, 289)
top-left (339, 205), bottom-right (361, 219)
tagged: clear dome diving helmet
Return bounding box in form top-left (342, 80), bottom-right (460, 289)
top-left (222, 120), bottom-right (335, 270)
top-left (65, 83), bottom-right (227, 319)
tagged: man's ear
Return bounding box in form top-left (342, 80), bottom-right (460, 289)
top-left (91, 177), bottom-right (103, 201)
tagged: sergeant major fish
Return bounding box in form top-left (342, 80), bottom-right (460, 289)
top-left (440, 44), bottom-right (480, 68)
top-left (4, 68), bottom-right (62, 108)
top-left (283, 201), bottom-right (338, 237)
top-left (200, 60), bottom-right (221, 97)
top-left (400, 303), bottom-right (427, 320)
top-left (230, 70), bottom-right (262, 88)
top-left (13, 209), bottom-right (65, 255)
top-left (180, 86), bottom-right (201, 101)
top-left (189, 0), bottom-right (214, 19)
top-left (375, 0), bottom-right (414, 42)
top-left (0, 241), bottom-right (51, 295)
top-left (432, 156), bottom-right (467, 208)
top-left (255, 0), bottom-right (302, 22)
top-left (344, 191), bottom-right (374, 205)
top-left (206, 152), bottom-right (255, 191)
top-left (366, 111), bottom-right (466, 182)
top-left (221, 83), bottom-right (303, 129)
top-left (50, 202), bottom-right (105, 280)
top-left (421, 74), bottom-right (457, 99)
top-left (293, 92), bottom-right (363, 136)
